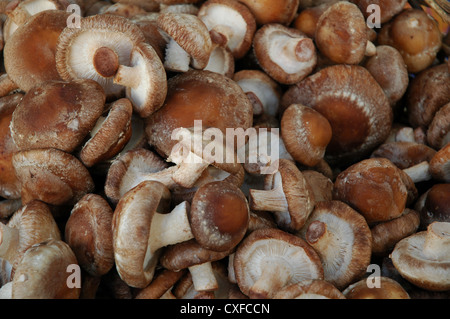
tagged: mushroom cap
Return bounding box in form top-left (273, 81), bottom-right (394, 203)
top-left (427, 102), bottom-right (450, 150)
top-left (430, 143), bottom-right (450, 182)
top-left (134, 268), bottom-right (186, 299)
top-left (301, 170), bottom-right (333, 202)
top-left (315, 1), bottom-right (369, 65)
top-left (281, 104), bottom-right (332, 167)
top-left (298, 200), bottom-right (372, 290)
top-left (273, 279), bottom-right (346, 299)
top-left (157, 12), bottom-right (212, 70)
top-left (281, 64), bottom-right (392, 166)
top-left (112, 180), bottom-right (171, 288)
top-left (190, 181), bottom-right (249, 252)
top-left (238, 0), bottom-right (299, 26)
top-left (420, 183), bottom-right (450, 228)
top-left (0, 93), bottom-right (23, 199)
top-left (234, 227), bottom-right (324, 298)
top-left (10, 79), bottom-right (106, 153)
top-left (160, 239), bottom-right (233, 271)
top-left (65, 194), bottom-right (114, 277)
top-left (145, 70), bottom-right (253, 159)
top-left (390, 222), bottom-right (450, 291)
top-left (55, 14), bottom-right (147, 99)
top-left (4, 10), bottom-right (70, 92)
top-left (198, 0), bottom-right (256, 59)
top-left (12, 148), bottom-right (95, 206)
top-left (352, 0), bottom-right (407, 24)
top-left (406, 64), bottom-right (450, 128)
top-left (79, 98), bottom-right (133, 168)
top-left (371, 208), bottom-right (420, 255)
top-left (104, 148), bottom-right (169, 204)
top-left (343, 276), bottom-right (410, 299)
top-left (253, 23), bottom-right (317, 85)
top-left (333, 157), bottom-right (410, 224)
top-left (11, 239), bottom-right (80, 299)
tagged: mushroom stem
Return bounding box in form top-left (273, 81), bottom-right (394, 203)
top-left (422, 222), bottom-right (450, 260)
top-left (249, 260), bottom-right (292, 299)
top-left (287, 37), bottom-right (315, 63)
top-left (148, 201), bottom-right (194, 251)
top-left (142, 166), bottom-right (180, 190)
top-left (209, 26), bottom-right (232, 47)
top-left (114, 65), bottom-right (141, 89)
top-left (249, 172), bottom-right (289, 212)
top-left (0, 223), bottom-right (19, 264)
top-left (188, 262), bottom-right (218, 292)
top-left (305, 220), bottom-right (335, 258)
top-left (403, 161), bottom-right (432, 183)
top-left (365, 41), bottom-right (377, 57)
top-left (5, 1), bottom-right (31, 27)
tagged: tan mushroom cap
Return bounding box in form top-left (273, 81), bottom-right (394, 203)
top-left (281, 104), bottom-right (332, 167)
top-left (298, 200), bottom-right (372, 290)
top-left (430, 143), bottom-right (450, 182)
top-left (79, 98), bottom-right (133, 168)
top-left (281, 64), bottom-right (392, 166)
top-left (12, 148), bottom-right (95, 206)
top-left (190, 181), bottom-right (249, 252)
top-left (333, 157), bottom-right (410, 224)
top-left (249, 159), bottom-right (316, 232)
top-left (343, 276), bottom-right (410, 299)
top-left (65, 194), bottom-right (114, 277)
top-left (10, 79), bottom-right (106, 153)
top-left (390, 222), bottom-right (450, 291)
top-left (253, 23), bottom-right (317, 85)
top-left (11, 239), bottom-right (80, 299)
top-left (427, 102), bottom-right (450, 150)
top-left (0, 93), bottom-right (23, 199)
top-left (145, 70), bottom-right (253, 159)
top-left (234, 227), bottom-right (324, 299)
top-left (238, 0), bottom-right (299, 26)
top-left (273, 279), bottom-right (346, 299)
top-left (198, 0), bottom-right (256, 59)
top-left (4, 10), bottom-right (70, 92)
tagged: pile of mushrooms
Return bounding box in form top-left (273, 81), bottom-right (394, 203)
top-left (0, 0), bottom-right (448, 300)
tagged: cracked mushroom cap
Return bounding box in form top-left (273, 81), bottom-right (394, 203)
top-left (0, 93), bottom-right (23, 199)
top-left (281, 64), bottom-right (392, 166)
top-left (10, 239), bottom-right (80, 299)
top-left (273, 279), bottom-right (345, 299)
top-left (3, 9), bottom-right (70, 92)
top-left (189, 181), bottom-right (249, 252)
top-left (343, 276), bottom-right (410, 299)
top-left (157, 12), bottom-right (212, 72)
top-left (79, 98), bottom-right (133, 168)
top-left (145, 70), bottom-right (253, 160)
top-left (12, 148), bottom-right (95, 206)
top-left (198, 0), bottom-right (256, 59)
top-left (234, 227), bottom-right (324, 299)
top-left (390, 221), bottom-right (450, 291)
top-left (10, 79), bottom-right (106, 153)
top-left (65, 194), bottom-right (114, 277)
top-left (55, 14), bottom-right (147, 100)
top-left (333, 158), bottom-right (410, 224)
top-left (298, 200), bottom-right (372, 290)
top-left (253, 23), bottom-right (317, 85)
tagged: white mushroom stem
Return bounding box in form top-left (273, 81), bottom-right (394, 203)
top-left (148, 201), bottom-right (194, 252)
top-left (249, 172), bottom-right (289, 212)
top-left (6, 4), bottom-right (31, 27)
top-left (403, 161), bottom-right (432, 183)
top-left (114, 65), bottom-right (141, 88)
top-left (140, 166), bottom-right (180, 190)
top-left (305, 220), bottom-right (333, 253)
top-left (227, 253), bottom-right (237, 284)
top-left (0, 281), bottom-right (12, 299)
top-left (422, 222), bottom-right (450, 260)
top-left (188, 262), bottom-right (218, 292)
top-left (164, 38), bottom-right (191, 72)
top-left (209, 26), bottom-right (232, 47)
top-left (0, 223), bottom-right (19, 264)
top-left (171, 156), bottom-right (210, 188)
top-left (249, 260), bottom-right (292, 298)
top-left (365, 41), bottom-right (377, 57)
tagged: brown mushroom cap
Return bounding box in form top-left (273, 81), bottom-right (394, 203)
top-left (352, 0), bottom-right (407, 24)
top-left (12, 148), bottom-right (95, 206)
top-left (0, 93), bottom-right (23, 199)
top-left (11, 239), bottom-right (80, 299)
top-left (390, 222), bottom-right (450, 291)
top-left (234, 227), bottom-right (324, 299)
top-left (281, 104), bottom-right (332, 167)
top-left (65, 194), bottom-right (114, 277)
top-left (420, 183), bottom-right (450, 229)
top-left (427, 102), bottom-right (450, 150)
top-left (3, 10), bottom-right (70, 92)
top-left (301, 170), bottom-right (333, 202)
top-left (430, 143), bottom-right (450, 182)
top-left (79, 98), bottom-right (133, 168)
top-left (10, 79), bottom-right (106, 153)
top-left (198, 0), bottom-right (256, 59)
top-left (189, 181), bottom-right (249, 252)
top-left (273, 279), bottom-right (346, 299)
top-left (249, 159), bottom-right (316, 232)
top-left (281, 64), bottom-right (392, 166)
top-left (238, 0), bottom-right (299, 26)
top-left (134, 268), bottom-right (186, 299)
top-left (298, 200), bottom-right (372, 290)
top-left (343, 276), bottom-right (410, 299)
top-left (145, 70), bottom-right (253, 159)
